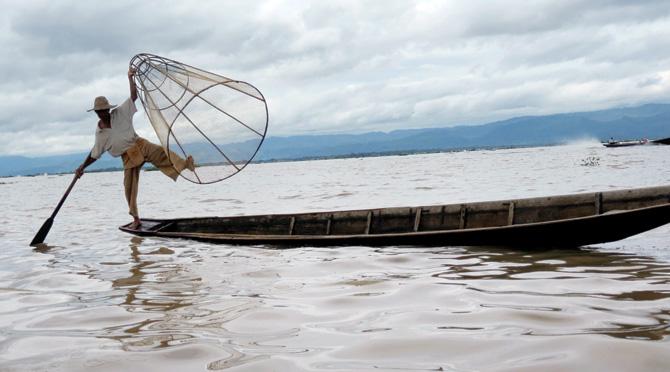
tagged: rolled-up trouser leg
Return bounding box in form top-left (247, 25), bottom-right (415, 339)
top-left (124, 166), bottom-right (141, 217)
top-left (140, 140), bottom-right (188, 181)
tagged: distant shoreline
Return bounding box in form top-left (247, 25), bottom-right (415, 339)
top-left (4, 101), bottom-right (669, 178)
top-left (3, 143), bottom-right (553, 179)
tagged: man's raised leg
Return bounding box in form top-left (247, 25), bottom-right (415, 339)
top-left (142, 140), bottom-right (194, 180)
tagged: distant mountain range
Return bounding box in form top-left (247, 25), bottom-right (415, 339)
top-left (2, 103), bottom-right (670, 177)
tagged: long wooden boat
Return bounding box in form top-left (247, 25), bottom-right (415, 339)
top-left (120, 186), bottom-right (670, 247)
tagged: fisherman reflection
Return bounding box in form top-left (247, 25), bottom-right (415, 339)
top-left (111, 237), bottom-right (150, 306)
top-left (112, 237), bottom-right (198, 311)
top-left (108, 237), bottom-right (205, 350)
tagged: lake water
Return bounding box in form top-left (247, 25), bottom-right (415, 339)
top-left (2, 142), bottom-right (670, 371)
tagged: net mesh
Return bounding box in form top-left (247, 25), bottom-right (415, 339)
top-left (129, 53), bottom-right (268, 184)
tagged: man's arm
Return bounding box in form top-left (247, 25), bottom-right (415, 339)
top-left (75, 153), bottom-right (97, 179)
top-left (128, 67), bottom-right (138, 102)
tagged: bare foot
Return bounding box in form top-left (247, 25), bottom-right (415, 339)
top-left (185, 155), bottom-right (196, 172)
top-left (129, 220), bottom-right (142, 230)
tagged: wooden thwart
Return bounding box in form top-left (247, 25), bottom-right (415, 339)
top-left (507, 202), bottom-right (515, 225)
top-left (595, 192), bottom-right (603, 215)
top-left (326, 215), bottom-right (332, 235)
top-left (459, 205), bottom-right (468, 229)
top-left (289, 217), bottom-right (296, 235)
top-left (414, 208), bottom-right (422, 232)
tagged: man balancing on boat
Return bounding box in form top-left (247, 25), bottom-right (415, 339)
top-left (74, 67), bottom-right (195, 229)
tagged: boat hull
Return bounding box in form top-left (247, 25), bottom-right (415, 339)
top-left (120, 186), bottom-right (670, 248)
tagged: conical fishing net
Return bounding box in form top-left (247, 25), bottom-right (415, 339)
top-left (129, 53), bottom-right (268, 184)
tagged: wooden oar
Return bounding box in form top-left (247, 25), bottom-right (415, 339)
top-left (30, 175), bottom-right (79, 246)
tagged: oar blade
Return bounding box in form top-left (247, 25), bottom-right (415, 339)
top-left (30, 217), bottom-right (54, 246)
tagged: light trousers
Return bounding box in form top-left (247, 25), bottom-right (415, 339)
top-left (121, 138), bottom-right (189, 218)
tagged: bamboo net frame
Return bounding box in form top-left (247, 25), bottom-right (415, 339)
top-left (129, 53), bottom-right (268, 184)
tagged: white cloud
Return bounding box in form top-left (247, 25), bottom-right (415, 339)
top-left (1, 0), bottom-right (670, 156)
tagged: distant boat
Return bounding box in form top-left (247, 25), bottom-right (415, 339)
top-left (120, 186), bottom-right (670, 248)
top-left (603, 138), bottom-right (649, 147)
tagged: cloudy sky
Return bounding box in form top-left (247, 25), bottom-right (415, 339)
top-left (1, 0), bottom-right (670, 157)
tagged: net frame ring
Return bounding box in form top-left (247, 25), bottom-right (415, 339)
top-left (130, 54), bottom-right (160, 93)
top-left (130, 54), bottom-right (190, 111)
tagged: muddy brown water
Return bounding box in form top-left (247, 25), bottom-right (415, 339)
top-left (2, 143), bottom-right (670, 371)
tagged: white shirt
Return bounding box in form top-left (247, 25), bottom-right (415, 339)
top-left (90, 98), bottom-right (139, 159)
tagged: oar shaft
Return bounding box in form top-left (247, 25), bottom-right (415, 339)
top-left (51, 176), bottom-right (78, 218)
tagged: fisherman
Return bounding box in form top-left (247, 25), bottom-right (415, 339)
top-left (75, 67), bottom-right (195, 229)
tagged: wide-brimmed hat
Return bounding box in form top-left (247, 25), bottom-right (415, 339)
top-left (87, 96), bottom-right (117, 112)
